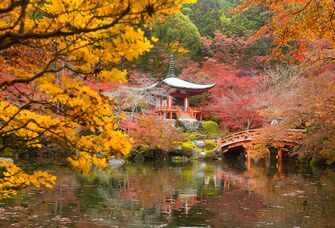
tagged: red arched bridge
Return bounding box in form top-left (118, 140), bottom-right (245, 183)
top-left (216, 128), bottom-right (306, 153)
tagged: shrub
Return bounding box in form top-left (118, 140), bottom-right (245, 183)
top-left (121, 115), bottom-right (185, 154)
top-left (202, 121), bottom-right (222, 138)
top-left (204, 140), bottom-right (216, 150)
top-left (184, 131), bottom-right (207, 141)
top-left (181, 141), bottom-right (196, 157)
top-left (204, 150), bottom-right (217, 159)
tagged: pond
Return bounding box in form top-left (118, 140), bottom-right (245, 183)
top-left (1, 158), bottom-right (335, 227)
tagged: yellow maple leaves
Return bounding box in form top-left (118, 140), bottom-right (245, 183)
top-left (0, 75), bottom-right (132, 197)
top-left (0, 101), bottom-right (62, 148)
top-left (1, 75), bottom-right (132, 171)
top-left (97, 69), bottom-right (127, 83)
top-left (0, 0), bottom-right (197, 199)
top-left (68, 152), bottom-right (109, 174)
top-left (0, 160), bottom-right (56, 199)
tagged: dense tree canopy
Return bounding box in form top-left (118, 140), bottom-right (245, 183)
top-left (0, 0), bottom-right (196, 198)
top-left (154, 13), bottom-right (201, 54)
top-left (234, 0), bottom-right (335, 163)
top-left (131, 12), bottom-right (201, 75)
top-left (185, 0), bottom-right (223, 37)
top-left (221, 5), bottom-right (268, 37)
top-left (236, 0), bottom-right (335, 64)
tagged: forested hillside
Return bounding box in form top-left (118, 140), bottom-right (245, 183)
top-left (124, 0), bottom-right (335, 165)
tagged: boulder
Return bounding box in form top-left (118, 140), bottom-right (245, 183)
top-left (193, 140), bottom-right (205, 148)
top-left (109, 158), bottom-right (125, 168)
top-left (199, 151), bottom-right (207, 159)
top-left (0, 157), bottom-right (14, 163)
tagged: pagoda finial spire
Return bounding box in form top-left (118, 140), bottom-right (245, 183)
top-left (167, 54), bottom-right (177, 78)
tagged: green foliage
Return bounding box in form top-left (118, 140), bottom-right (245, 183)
top-left (154, 13), bottom-right (201, 54)
top-left (185, 0), bottom-right (224, 37)
top-left (202, 120), bottom-right (219, 132)
top-left (181, 141), bottom-right (196, 157)
top-left (204, 140), bottom-right (216, 150)
top-left (185, 0), bottom-right (269, 39)
top-left (129, 12), bottom-right (201, 75)
top-left (204, 149), bottom-right (216, 159)
top-left (137, 144), bottom-right (151, 153)
top-left (202, 121), bottom-right (222, 138)
top-left (245, 38), bottom-right (272, 58)
top-left (220, 6), bottom-right (269, 37)
top-left (184, 131), bottom-right (207, 141)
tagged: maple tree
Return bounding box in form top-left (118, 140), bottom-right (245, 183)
top-left (201, 31), bottom-right (247, 65)
top-left (181, 58), bottom-right (264, 131)
top-left (235, 0), bottom-right (335, 66)
top-left (255, 65), bottom-right (335, 164)
top-left (232, 0), bottom-right (335, 164)
top-left (121, 115), bottom-right (185, 154)
top-left (201, 30), bottom-right (269, 72)
top-left (0, 0), bottom-right (196, 198)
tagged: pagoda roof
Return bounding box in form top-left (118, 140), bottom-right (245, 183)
top-left (163, 77), bottom-right (216, 90)
top-left (162, 55), bottom-right (216, 91)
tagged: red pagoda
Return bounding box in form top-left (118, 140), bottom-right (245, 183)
top-left (153, 56), bottom-right (216, 121)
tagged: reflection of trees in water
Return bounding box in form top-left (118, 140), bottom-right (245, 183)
top-left (78, 164), bottom-right (203, 226)
top-left (1, 162), bottom-right (335, 227)
top-left (0, 167), bottom-right (82, 227)
top-left (219, 161), bottom-right (335, 227)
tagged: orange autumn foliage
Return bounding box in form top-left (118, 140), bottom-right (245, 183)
top-left (235, 0), bottom-right (335, 66)
top-left (122, 115), bottom-right (185, 154)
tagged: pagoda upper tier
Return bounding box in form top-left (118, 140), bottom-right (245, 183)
top-left (162, 55), bottom-right (216, 93)
top-left (163, 77), bottom-right (216, 91)
top-left (153, 55), bottom-right (216, 121)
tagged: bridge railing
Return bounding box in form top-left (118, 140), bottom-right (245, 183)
top-left (216, 128), bottom-right (306, 149)
top-left (217, 129), bottom-right (261, 147)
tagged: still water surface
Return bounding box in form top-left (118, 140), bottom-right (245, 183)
top-left (1, 159), bottom-right (335, 227)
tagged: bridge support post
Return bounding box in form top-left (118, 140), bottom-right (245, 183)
top-left (277, 147), bottom-right (283, 176)
top-left (278, 147), bottom-right (283, 161)
top-left (246, 150), bottom-right (252, 171)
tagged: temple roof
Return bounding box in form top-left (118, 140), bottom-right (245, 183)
top-left (163, 77), bottom-right (216, 90)
top-left (163, 55), bottom-right (216, 91)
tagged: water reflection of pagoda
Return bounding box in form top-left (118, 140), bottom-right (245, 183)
top-left (152, 55), bottom-right (216, 121)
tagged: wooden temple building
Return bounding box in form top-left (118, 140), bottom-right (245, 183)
top-left (152, 56), bottom-right (216, 121)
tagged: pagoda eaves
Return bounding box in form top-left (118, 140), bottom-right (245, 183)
top-left (163, 77), bottom-right (216, 91)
